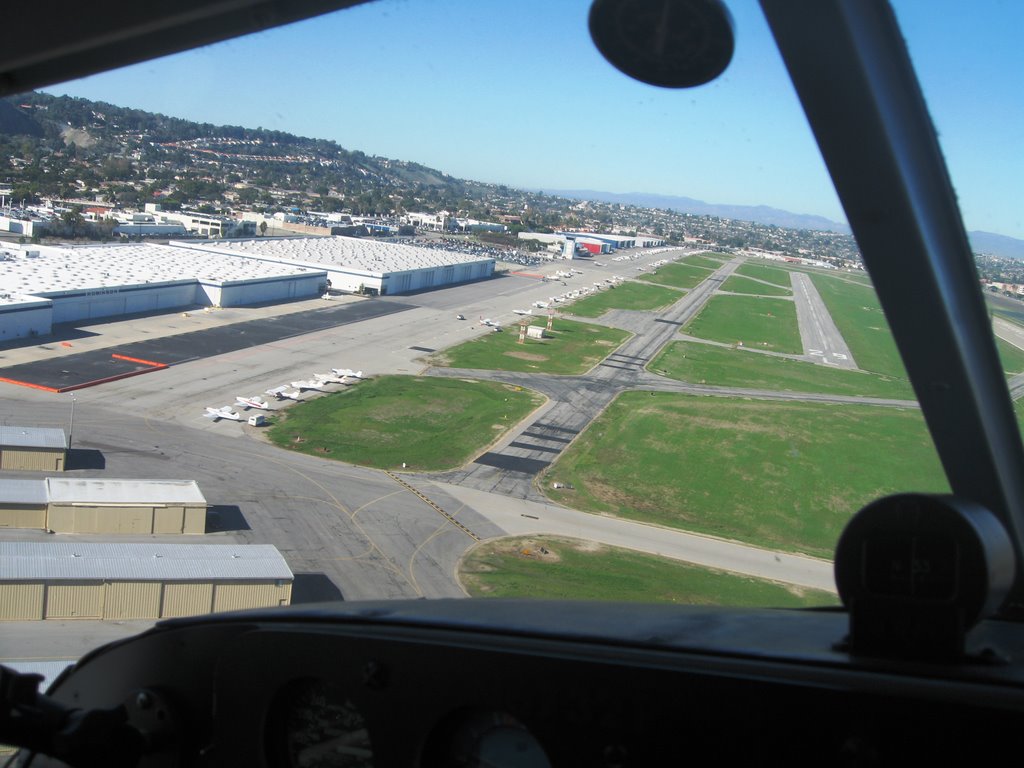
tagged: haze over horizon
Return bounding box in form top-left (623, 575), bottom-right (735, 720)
top-left (40, 0), bottom-right (1024, 240)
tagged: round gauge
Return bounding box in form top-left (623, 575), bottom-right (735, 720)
top-left (267, 678), bottom-right (374, 768)
top-left (424, 710), bottom-right (551, 768)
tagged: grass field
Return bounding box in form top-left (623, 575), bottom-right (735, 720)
top-left (998, 338), bottom-right (1024, 373)
top-left (431, 318), bottom-right (629, 374)
top-left (637, 261), bottom-right (714, 290)
top-left (267, 375), bottom-right (543, 470)
top-left (566, 281), bottom-right (682, 317)
top-left (719, 275), bottom-right (793, 297)
top-left (651, 341), bottom-right (914, 399)
top-left (809, 273), bottom-right (906, 377)
top-left (544, 393), bottom-right (948, 558)
top-left (461, 536), bottom-right (838, 607)
top-left (684, 294), bottom-right (803, 354)
top-left (683, 253), bottom-right (729, 269)
top-left (735, 262), bottom-right (792, 287)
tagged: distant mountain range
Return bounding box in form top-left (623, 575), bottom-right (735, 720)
top-left (967, 230), bottom-right (1024, 260)
top-left (550, 188), bottom-right (1024, 260)
top-left (547, 188), bottom-right (851, 233)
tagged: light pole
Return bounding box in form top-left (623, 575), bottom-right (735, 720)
top-left (68, 394), bottom-right (76, 449)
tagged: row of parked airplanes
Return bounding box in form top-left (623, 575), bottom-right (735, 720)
top-left (203, 368), bottom-right (364, 422)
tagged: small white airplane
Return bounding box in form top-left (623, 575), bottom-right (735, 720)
top-left (291, 379), bottom-right (327, 392)
top-left (235, 395), bottom-right (271, 410)
top-left (313, 372), bottom-right (345, 384)
top-left (331, 368), bottom-right (364, 379)
top-left (265, 386), bottom-right (302, 401)
top-left (479, 318), bottom-right (502, 328)
top-left (513, 309), bottom-right (532, 316)
top-left (532, 301), bottom-right (549, 308)
top-left (204, 406), bottom-right (241, 421)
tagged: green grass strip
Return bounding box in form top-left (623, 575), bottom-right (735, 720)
top-left (682, 254), bottom-right (727, 269)
top-left (432, 318), bottom-right (629, 374)
top-left (566, 281), bottom-right (682, 317)
top-left (651, 341), bottom-right (914, 399)
top-left (638, 262), bottom-right (713, 290)
top-left (735, 262), bottom-right (793, 287)
top-left (267, 375), bottom-right (543, 470)
top-left (544, 392), bottom-right (948, 558)
top-left (997, 337), bottom-right (1024, 374)
top-left (684, 294), bottom-right (802, 354)
top-left (462, 536), bottom-right (838, 607)
top-left (720, 275), bottom-right (793, 297)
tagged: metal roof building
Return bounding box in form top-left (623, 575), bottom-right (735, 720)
top-left (0, 542), bottom-right (293, 621)
top-left (175, 235), bottom-right (495, 295)
top-left (0, 478), bottom-right (208, 534)
top-left (0, 242), bottom-right (327, 340)
top-left (0, 426), bottom-right (67, 472)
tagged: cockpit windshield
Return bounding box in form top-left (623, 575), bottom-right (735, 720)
top-left (1, 0), bottom-right (1022, 679)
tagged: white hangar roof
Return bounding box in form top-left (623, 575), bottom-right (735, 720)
top-left (45, 478), bottom-right (207, 506)
top-left (0, 542), bottom-right (294, 582)
top-left (0, 426), bottom-right (67, 450)
top-left (179, 235), bottom-right (492, 276)
top-left (0, 478), bottom-right (48, 505)
top-left (0, 243), bottom-right (320, 297)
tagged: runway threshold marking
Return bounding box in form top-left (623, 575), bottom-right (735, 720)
top-left (384, 471), bottom-right (481, 541)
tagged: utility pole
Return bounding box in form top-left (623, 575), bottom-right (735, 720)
top-left (68, 394), bottom-right (76, 449)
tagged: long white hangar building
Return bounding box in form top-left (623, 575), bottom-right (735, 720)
top-left (0, 242), bottom-right (327, 341)
top-left (176, 235), bottom-right (495, 295)
top-left (0, 542), bottom-right (293, 620)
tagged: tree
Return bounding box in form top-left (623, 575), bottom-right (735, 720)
top-left (259, 220), bottom-right (268, 237)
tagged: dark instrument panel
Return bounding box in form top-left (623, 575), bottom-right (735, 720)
top-left (20, 600), bottom-right (1024, 767)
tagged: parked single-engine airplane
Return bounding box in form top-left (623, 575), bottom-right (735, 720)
top-left (264, 386), bottom-right (302, 401)
top-left (203, 406), bottom-right (241, 421)
top-left (290, 379), bottom-right (326, 392)
top-left (312, 372), bottom-right (345, 384)
top-left (235, 395), bottom-right (271, 411)
top-left (331, 368), bottom-right (364, 379)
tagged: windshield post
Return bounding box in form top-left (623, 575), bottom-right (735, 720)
top-left (761, 0), bottom-right (1024, 613)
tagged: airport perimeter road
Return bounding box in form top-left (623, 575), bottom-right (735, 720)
top-left (791, 272), bottom-right (857, 369)
top-left (436, 484), bottom-right (837, 594)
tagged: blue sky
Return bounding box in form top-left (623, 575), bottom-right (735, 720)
top-left (43, 0), bottom-right (1024, 239)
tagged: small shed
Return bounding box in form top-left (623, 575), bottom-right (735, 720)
top-left (0, 426), bottom-right (67, 472)
top-left (0, 542), bottom-right (293, 621)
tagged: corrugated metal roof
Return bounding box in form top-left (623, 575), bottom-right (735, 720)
top-left (0, 426), bottom-right (67, 450)
top-left (45, 478), bottom-right (207, 505)
top-left (0, 478), bottom-right (47, 505)
top-left (0, 542), bottom-right (293, 582)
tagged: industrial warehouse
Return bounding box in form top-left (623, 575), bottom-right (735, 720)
top-left (176, 234), bottom-right (495, 295)
top-left (0, 542), bottom-right (293, 620)
top-left (0, 235), bottom-right (496, 341)
top-left (0, 241), bottom-right (326, 340)
top-left (0, 478), bottom-right (208, 534)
